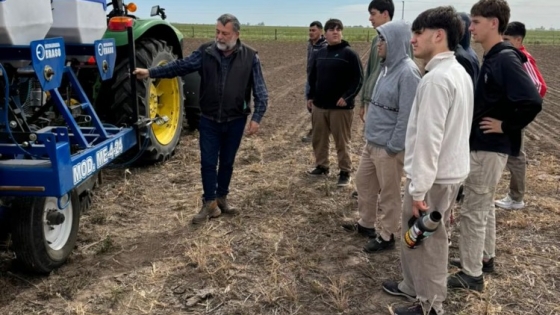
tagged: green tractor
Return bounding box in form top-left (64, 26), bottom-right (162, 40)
top-left (93, 0), bottom-right (201, 164)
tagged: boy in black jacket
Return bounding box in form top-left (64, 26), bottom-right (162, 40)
top-left (448, 0), bottom-right (542, 292)
top-left (306, 19), bottom-right (364, 186)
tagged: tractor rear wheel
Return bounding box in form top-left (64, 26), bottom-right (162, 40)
top-left (10, 191), bottom-right (81, 274)
top-left (99, 38), bottom-right (184, 165)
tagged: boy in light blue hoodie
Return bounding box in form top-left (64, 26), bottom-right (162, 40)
top-left (343, 19), bottom-right (421, 253)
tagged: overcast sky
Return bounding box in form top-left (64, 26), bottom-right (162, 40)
top-left (131, 0), bottom-right (559, 29)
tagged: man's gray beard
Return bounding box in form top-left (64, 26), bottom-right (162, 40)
top-left (216, 39), bottom-right (236, 51)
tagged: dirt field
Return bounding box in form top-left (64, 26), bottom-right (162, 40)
top-left (1, 39), bottom-right (559, 315)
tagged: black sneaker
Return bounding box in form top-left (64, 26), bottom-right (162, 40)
top-left (341, 222), bottom-right (377, 238)
top-left (381, 281), bottom-right (416, 301)
top-left (447, 271), bottom-right (484, 292)
top-left (337, 171), bottom-right (351, 187)
top-left (449, 257), bottom-right (494, 273)
top-left (364, 234), bottom-right (395, 253)
top-left (308, 166), bottom-right (329, 176)
top-left (393, 303), bottom-right (437, 315)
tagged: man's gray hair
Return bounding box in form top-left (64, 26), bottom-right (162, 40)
top-left (217, 13), bottom-right (241, 32)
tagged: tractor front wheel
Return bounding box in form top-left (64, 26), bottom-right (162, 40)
top-left (10, 191), bottom-right (81, 274)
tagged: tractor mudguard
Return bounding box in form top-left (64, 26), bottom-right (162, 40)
top-left (104, 19), bottom-right (184, 58)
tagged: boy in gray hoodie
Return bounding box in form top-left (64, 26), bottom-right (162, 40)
top-left (343, 19), bottom-right (421, 252)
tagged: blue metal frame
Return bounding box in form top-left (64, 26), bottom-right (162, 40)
top-left (0, 37), bottom-right (137, 198)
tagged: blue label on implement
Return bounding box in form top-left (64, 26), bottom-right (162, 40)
top-left (94, 38), bottom-right (116, 81)
top-left (30, 37), bottom-right (66, 91)
top-left (72, 136), bottom-right (124, 185)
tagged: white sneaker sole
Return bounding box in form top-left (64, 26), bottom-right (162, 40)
top-left (495, 202), bottom-right (525, 210)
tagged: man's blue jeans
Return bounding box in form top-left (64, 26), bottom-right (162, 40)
top-left (199, 116), bottom-right (247, 202)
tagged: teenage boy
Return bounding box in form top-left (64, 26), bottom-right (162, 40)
top-left (380, 6), bottom-right (474, 315)
top-left (360, 0), bottom-right (400, 120)
top-left (352, 0), bottom-right (411, 199)
top-left (494, 21), bottom-right (548, 209)
top-left (306, 19), bottom-right (363, 187)
top-left (343, 20), bottom-right (421, 253)
top-left (448, 0), bottom-right (543, 292)
top-left (302, 21), bottom-right (328, 143)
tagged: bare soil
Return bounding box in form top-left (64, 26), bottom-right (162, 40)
top-left (0, 40), bottom-right (558, 315)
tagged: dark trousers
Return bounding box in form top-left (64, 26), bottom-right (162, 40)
top-left (199, 116), bottom-right (246, 202)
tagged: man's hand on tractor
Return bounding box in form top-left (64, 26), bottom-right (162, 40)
top-left (133, 68), bottom-right (150, 79)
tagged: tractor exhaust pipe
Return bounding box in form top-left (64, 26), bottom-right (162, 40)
top-left (112, 0), bottom-right (125, 15)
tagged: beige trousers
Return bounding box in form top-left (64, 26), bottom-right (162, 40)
top-left (505, 129), bottom-right (526, 202)
top-left (398, 179), bottom-right (461, 315)
top-left (311, 106), bottom-right (353, 172)
top-left (355, 143), bottom-right (404, 241)
top-left (459, 151), bottom-right (508, 277)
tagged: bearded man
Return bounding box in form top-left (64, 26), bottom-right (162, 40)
top-left (133, 13), bottom-right (269, 224)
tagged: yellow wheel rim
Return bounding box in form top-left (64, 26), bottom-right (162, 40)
top-left (148, 61), bottom-right (181, 146)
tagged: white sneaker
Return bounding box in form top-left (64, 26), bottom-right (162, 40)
top-left (495, 195), bottom-right (525, 210)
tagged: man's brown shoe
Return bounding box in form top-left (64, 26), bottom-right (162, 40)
top-left (192, 200), bottom-right (221, 224)
top-left (217, 196), bottom-right (239, 215)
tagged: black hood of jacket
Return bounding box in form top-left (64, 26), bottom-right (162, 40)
top-left (310, 35), bottom-right (327, 47)
top-left (485, 41), bottom-right (527, 63)
top-left (459, 12), bottom-right (472, 50)
top-left (326, 39), bottom-right (350, 50)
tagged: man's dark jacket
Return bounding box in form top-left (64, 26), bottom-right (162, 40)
top-left (307, 35), bottom-right (327, 75)
top-left (198, 41), bottom-right (256, 122)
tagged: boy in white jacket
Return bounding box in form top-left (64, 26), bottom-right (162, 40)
top-left (381, 6), bottom-right (473, 315)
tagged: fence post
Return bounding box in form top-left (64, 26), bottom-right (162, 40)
top-left (191, 26), bottom-right (194, 38)
top-left (367, 30), bottom-right (370, 42)
top-left (275, 29), bottom-right (277, 40)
